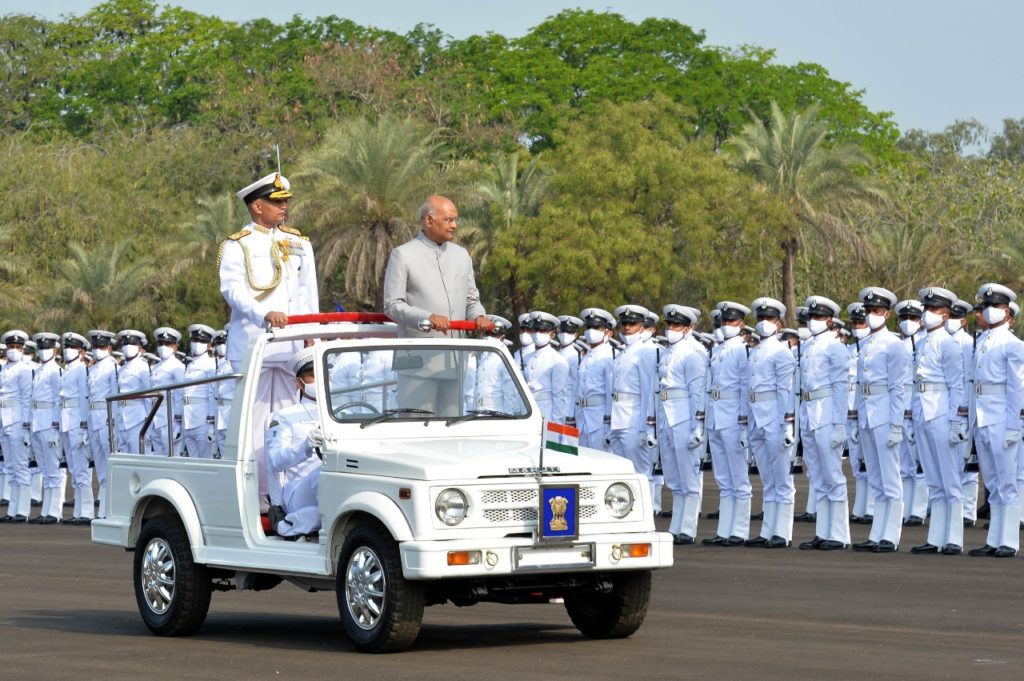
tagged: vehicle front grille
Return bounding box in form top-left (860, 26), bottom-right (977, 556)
top-left (478, 485), bottom-right (598, 525)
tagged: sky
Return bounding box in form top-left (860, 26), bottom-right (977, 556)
top-left (9, 0), bottom-right (1024, 137)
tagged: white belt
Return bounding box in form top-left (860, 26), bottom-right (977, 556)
top-left (613, 392), bottom-right (640, 404)
top-left (61, 398), bottom-right (87, 409)
top-left (709, 388), bottom-right (739, 401)
top-left (861, 383), bottom-right (888, 397)
top-left (32, 401), bottom-right (55, 409)
top-left (914, 381), bottom-right (946, 393)
top-left (801, 388), bottom-right (832, 401)
top-left (578, 396), bottom-right (606, 407)
top-left (89, 401), bottom-right (106, 410)
top-left (976, 382), bottom-right (1006, 396)
top-left (749, 390), bottom-right (776, 404)
top-left (660, 388), bottom-right (688, 401)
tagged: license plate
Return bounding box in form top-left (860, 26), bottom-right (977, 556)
top-left (538, 484), bottom-right (580, 541)
top-left (513, 543), bottom-right (595, 571)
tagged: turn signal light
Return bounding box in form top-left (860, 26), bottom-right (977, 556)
top-left (447, 551), bottom-right (481, 566)
top-left (623, 543), bottom-right (651, 558)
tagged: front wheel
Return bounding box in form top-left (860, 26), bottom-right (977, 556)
top-left (133, 515), bottom-right (211, 636)
top-left (564, 571), bottom-right (651, 639)
top-left (337, 522), bottom-right (424, 653)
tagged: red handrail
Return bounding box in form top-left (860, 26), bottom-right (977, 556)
top-left (286, 312), bottom-right (393, 325)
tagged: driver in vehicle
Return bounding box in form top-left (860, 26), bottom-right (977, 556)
top-left (266, 347), bottom-right (325, 539)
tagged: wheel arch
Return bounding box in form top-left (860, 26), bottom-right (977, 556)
top-left (326, 492), bottom-right (413, 572)
top-left (129, 479), bottom-right (204, 555)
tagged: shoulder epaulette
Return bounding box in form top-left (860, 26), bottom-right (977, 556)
top-left (278, 225), bottom-right (308, 240)
top-left (228, 229), bottom-right (251, 241)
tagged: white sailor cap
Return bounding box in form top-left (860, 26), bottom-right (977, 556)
top-left (486, 315), bottom-right (512, 334)
top-left (710, 308), bottom-right (721, 320)
top-left (919, 286), bottom-right (957, 309)
top-left (832, 319), bottom-right (847, 329)
top-left (118, 329), bottom-right (148, 346)
top-left (653, 336), bottom-right (669, 348)
top-left (846, 303), bottom-right (866, 322)
top-left (696, 332), bottom-right (716, 347)
top-left (517, 313), bottom-right (532, 329)
top-left (715, 301), bottom-right (751, 321)
top-left (751, 297), bottom-right (785, 318)
top-left (237, 172), bottom-right (292, 205)
top-left (142, 352), bottom-right (160, 365)
top-left (175, 351), bottom-right (190, 364)
top-left (839, 328), bottom-right (851, 339)
top-left (1012, 302), bottom-right (1020, 317)
top-left (975, 283), bottom-right (1017, 306)
top-left (858, 286), bottom-right (897, 309)
top-left (795, 306), bottom-right (809, 323)
top-left (894, 300), bottom-right (924, 318)
top-left (950, 299), bottom-right (972, 319)
top-left (742, 325), bottom-right (755, 334)
top-left (581, 307), bottom-right (616, 329)
top-left (804, 296), bottom-right (840, 318)
top-left (89, 329), bottom-right (117, 346)
top-left (643, 311), bottom-right (659, 327)
top-left (188, 323), bottom-right (216, 342)
top-left (530, 311), bottom-right (560, 332)
top-left (112, 350), bottom-right (124, 360)
top-left (572, 338), bottom-right (590, 353)
top-left (32, 332), bottom-right (60, 348)
top-left (290, 346), bottom-right (316, 375)
top-left (212, 329), bottom-right (227, 345)
top-left (557, 315), bottom-right (584, 332)
top-left (61, 332), bottom-right (88, 349)
top-left (615, 304), bottom-right (649, 325)
top-left (779, 328), bottom-right (799, 340)
top-left (153, 327), bottom-right (181, 344)
top-left (2, 330), bottom-right (29, 345)
top-left (663, 304), bottom-right (700, 326)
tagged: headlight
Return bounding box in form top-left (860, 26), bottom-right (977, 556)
top-left (435, 488), bottom-right (469, 526)
top-left (605, 483), bottom-right (634, 518)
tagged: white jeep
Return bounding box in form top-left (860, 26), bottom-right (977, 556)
top-left (92, 314), bottom-right (673, 652)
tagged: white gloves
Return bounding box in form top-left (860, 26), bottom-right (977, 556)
top-left (206, 423), bottom-right (216, 443)
top-left (1005, 429), bottom-right (1021, 449)
top-left (644, 431), bottom-right (658, 449)
top-left (949, 420), bottom-right (968, 446)
top-left (687, 426), bottom-right (705, 450)
top-left (849, 424), bottom-right (860, 445)
top-left (905, 425), bottom-right (916, 445)
top-left (829, 425), bottom-right (847, 450)
top-left (306, 427), bottom-right (325, 455)
top-left (47, 432), bottom-right (60, 449)
top-left (886, 424), bottom-right (903, 448)
top-left (739, 425), bottom-right (749, 450)
top-left (783, 423), bottom-right (796, 448)
top-left (79, 432), bottom-right (90, 448)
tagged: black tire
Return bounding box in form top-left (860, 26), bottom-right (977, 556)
top-left (133, 515), bottom-right (211, 637)
top-left (564, 571), bottom-right (652, 639)
top-left (336, 521), bottom-right (424, 653)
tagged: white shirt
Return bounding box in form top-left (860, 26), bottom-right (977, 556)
top-left (30, 359), bottom-right (61, 432)
top-left (59, 359), bottom-right (89, 432)
top-left (526, 344), bottom-right (570, 423)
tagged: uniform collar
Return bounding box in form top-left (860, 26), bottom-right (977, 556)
top-left (417, 231), bottom-right (448, 251)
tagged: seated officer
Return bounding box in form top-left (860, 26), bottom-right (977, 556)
top-left (266, 347), bottom-right (324, 538)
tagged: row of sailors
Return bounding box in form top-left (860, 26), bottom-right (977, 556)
top-left (0, 325), bottom-right (236, 524)
top-left (499, 282), bottom-right (1024, 557)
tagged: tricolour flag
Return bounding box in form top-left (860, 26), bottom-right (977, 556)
top-left (545, 421), bottom-right (580, 455)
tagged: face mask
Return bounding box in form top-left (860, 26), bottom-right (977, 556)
top-left (156, 345), bottom-right (174, 360)
top-left (722, 324), bottom-right (741, 339)
top-left (922, 310), bottom-right (944, 330)
top-left (556, 332), bottom-right (575, 347)
top-left (944, 319), bottom-right (962, 334)
top-left (666, 329), bottom-right (685, 344)
top-left (853, 326), bottom-right (870, 340)
top-left (63, 349), bottom-right (79, 363)
top-left (531, 332), bottom-right (551, 348)
top-left (583, 328), bottom-right (605, 345)
top-left (39, 348), bottom-right (54, 362)
top-left (983, 306), bottom-right (1007, 326)
top-left (300, 380), bottom-right (318, 401)
top-left (713, 328), bottom-right (725, 343)
top-left (191, 342), bottom-right (208, 356)
top-left (755, 320), bottom-right (777, 338)
top-left (519, 332), bottom-right (533, 347)
top-left (93, 348), bottom-right (109, 360)
top-left (5, 348), bottom-right (22, 363)
top-left (797, 328), bottom-right (810, 341)
top-left (621, 331), bottom-right (641, 346)
top-left (867, 313), bottom-right (887, 331)
top-left (123, 345), bottom-right (140, 359)
top-left (898, 319), bottom-right (921, 336)
top-left (640, 329), bottom-right (654, 342)
top-left (215, 344), bottom-right (226, 357)
top-left (807, 319), bottom-right (829, 336)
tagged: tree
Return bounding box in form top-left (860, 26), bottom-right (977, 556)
top-left (726, 101), bottom-right (886, 321)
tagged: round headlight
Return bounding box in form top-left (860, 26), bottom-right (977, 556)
top-left (605, 483), bottom-right (634, 519)
top-left (435, 488), bottom-right (469, 526)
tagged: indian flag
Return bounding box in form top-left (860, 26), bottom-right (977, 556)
top-left (545, 421), bottom-right (580, 455)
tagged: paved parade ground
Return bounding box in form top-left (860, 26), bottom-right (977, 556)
top-left (2, 479), bottom-right (1024, 681)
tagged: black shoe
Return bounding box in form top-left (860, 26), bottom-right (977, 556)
top-left (37, 515), bottom-right (59, 525)
top-left (63, 500), bottom-right (74, 507)
top-left (724, 536), bottom-right (745, 546)
top-left (852, 539), bottom-right (878, 552)
top-left (983, 521), bottom-right (990, 529)
top-left (849, 514), bottom-right (863, 523)
top-left (994, 545), bottom-right (1017, 558)
top-left (963, 518), bottom-right (975, 528)
top-left (12, 515), bottom-right (28, 523)
top-left (702, 535), bottom-right (727, 546)
top-left (968, 544), bottom-right (998, 557)
top-left (764, 536), bottom-right (789, 549)
top-left (873, 540), bottom-right (897, 553)
top-left (819, 540), bottom-right (847, 551)
top-left (903, 515), bottom-right (924, 527)
top-left (655, 510), bottom-right (673, 518)
top-left (861, 514), bottom-right (874, 524)
top-left (30, 500), bottom-right (41, 508)
top-left (673, 533), bottom-right (695, 545)
top-left (910, 542), bottom-right (939, 554)
top-left (799, 536), bottom-right (825, 550)
top-left (0, 515), bottom-right (12, 523)
top-left (706, 509), bottom-right (720, 520)
top-left (750, 511), bottom-right (764, 521)
top-left (940, 544), bottom-right (963, 555)
top-left (743, 536), bottom-right (767, 547)
top-left (27, 515), bottom-right (43, 524)
top-left (977, 503), bottom-right (990, 519)
top-left (794, 512), bottom-right (817, 523)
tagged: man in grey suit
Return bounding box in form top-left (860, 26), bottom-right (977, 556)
top-left (383, 195), bottom-right (489, 414)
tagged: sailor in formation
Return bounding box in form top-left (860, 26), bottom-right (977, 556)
top-left (182, 324), bottom-right (218, 459)
top-left (557, 315), bottom-right (583, 426)
top-left (0, 331), bottom-right (32, 522)
top-left (575, 308), bottom-right (615, 450)
top-left (59, 332), bottom-right (93, 524)
top-left (150, 327), bottom-right (185, 456)
top-left (523, 311), bottom-right (570, 423)
top-left (212, 329), bottom-right (235, 457)
top-left (609, 305), bottom-right (658, 481)
top-left (29, 333), bottom-right (63, 524)
top-left (87, 330), bottom-right (119, 517)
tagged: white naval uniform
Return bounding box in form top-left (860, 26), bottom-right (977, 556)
top-left (657, 332), bottom-right (707, 538)
top-left (800, 330), bottom-right (851, 545)
top-left (847, 343), bottom-right (874, 521)
top-left (913, 325), bottom-right (967, 549)
top-left (214, 356), bottom-right (237, 457)
top-left (266, 402), bottom-right (323, 537)
top-left (182, 353), bottom-right (217, 459)
top-left (30, 359), bottom-right (63, 519)
top-left (576, 341), bottom-right (614, 450)
top-left (219, 222), bottom-right (319, 504)
top-left (746, 334), bottom-right (795, 542)
top-left (116, 355), bottom-right (151, 455)
top-left (900, 333), bottom-right (929, 520)
top-left (706, 335), bottom-right (751, 540)
top-left (525, 343), bottom-right (570, 424)
top-left (972, 324), bottom-right (1024, 552)
top-left (609, 339), bottom-right (657, 479)
top-left (464, 340), bottom-right (522, 415)
top-left (88, 355), bottom-right (118, 516)
top-left (950, 327), bottom-right (978, 522)
top-left (149, 355), bottom-right (184, 456)
top-left (59, 357), bottom-right (93, 520)
top-left (0, 358), bottom-right (33, 519)
top-left (559, 342), bottom-right (582, 425)
top-left (855, 328), bottom-right (910, 547)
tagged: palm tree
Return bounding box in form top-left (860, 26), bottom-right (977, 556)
top-left (726, 101), bottom-right (886, 319)
top-left (0, 225), bottom-right (35, 322)
top-left (170, 193), bottom-right (250, 274)
top-left (291, 114), bottom-right (477, 310)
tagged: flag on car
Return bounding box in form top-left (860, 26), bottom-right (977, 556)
top-left (545, 421), bottom-right (580, 455)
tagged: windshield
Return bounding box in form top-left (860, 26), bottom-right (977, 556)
top-left (325, 344), bottom-right (531, 424)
